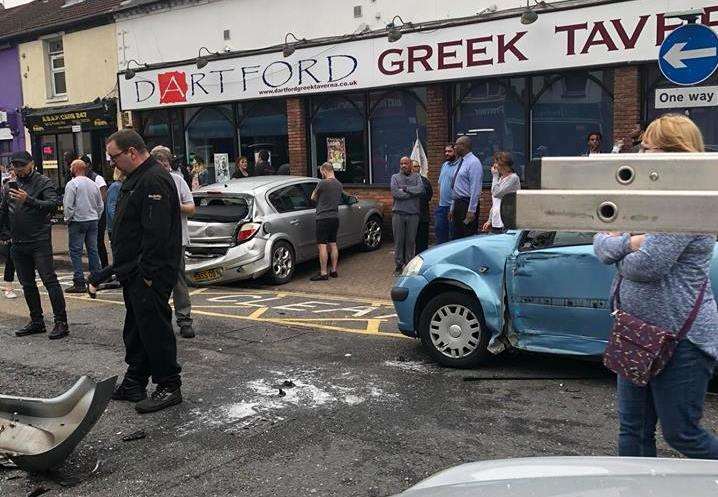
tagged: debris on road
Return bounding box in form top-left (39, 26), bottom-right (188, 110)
top-left (121, 430), bottom-right (146, 442)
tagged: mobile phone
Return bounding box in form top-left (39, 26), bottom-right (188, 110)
top-left (6, 181), bottom-right (18, 190)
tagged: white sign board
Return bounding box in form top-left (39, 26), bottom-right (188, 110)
top-left (655, 85), bottom-right (718, 108)
top-left (119, 0), bottom-right (718, 110)
top-left (71, 124), bottom-right (82, 133)
top-left (0, 111), bottom-right (7, 124)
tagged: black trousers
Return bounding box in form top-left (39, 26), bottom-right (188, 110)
top-left (11, 241), bottom-right (67, 323)
top-left (452, 198), bottom-right (479, 239)
top-left (415, 221), bottom-right (430, 254)
top-left (0, 242), bottom-right (14, 282)
top-left (121, 275), bottom-right (181, 389)
top-left (97, 212), bottom-right (109, 268)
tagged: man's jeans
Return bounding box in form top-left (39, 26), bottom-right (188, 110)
top-left (618, 339), bottom-right (718, 458)
top-left (392, 213), bottom-right (419, 268)
top-left (434, 206), bottom-right (452, 244)
top-left (11, 241), bottom-right (67, 324)
top-left (68, 220), bottom-right (101, 285)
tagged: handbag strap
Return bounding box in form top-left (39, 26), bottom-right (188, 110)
top-left (613, 275), bottom-right (708, 340)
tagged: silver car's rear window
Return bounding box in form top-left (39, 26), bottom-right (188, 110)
top-left (190, 195), bottom-right (252, 223)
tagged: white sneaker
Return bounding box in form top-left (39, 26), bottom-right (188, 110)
top-left (4, 289), bottom-right (17, 299)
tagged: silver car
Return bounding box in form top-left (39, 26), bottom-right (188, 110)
top-left (185, 175), bottom-right (384, 286)
top-left (392, 457), bottom-right (718, 497)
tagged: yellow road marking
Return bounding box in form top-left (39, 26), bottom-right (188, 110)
top-left (189, 288), bottom-right (208, 296)
top-left (248, 306), bottom-right (269, 319)
top-left (365, 319), bottom-right (381, 333)
top-left (190, 286), bottom-right (392, 306)
top-left (64, 295), bottom-right (408, 340)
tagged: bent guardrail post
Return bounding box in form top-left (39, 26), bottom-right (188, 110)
top-left (501, 154), bottom-right (718, 233)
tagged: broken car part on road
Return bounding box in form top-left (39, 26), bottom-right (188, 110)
top-left (0, 376), bottom-right (116, 472)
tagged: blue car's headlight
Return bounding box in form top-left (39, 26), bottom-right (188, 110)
top-left (402, 255), bottom-right (423, 277)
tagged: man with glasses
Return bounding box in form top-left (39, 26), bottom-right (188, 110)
top-left (106, 130), bottom-right (183, 414)
top-left (0, 151), bottom-right (69, 339)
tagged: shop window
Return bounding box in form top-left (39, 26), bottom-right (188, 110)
top-left (46, 38), bottom-right (66, 97)
top-left (369, 88), bottom-right (427, 185)
top-left (531, 70), bottom-right (614, 157)
top-left (185, 106), bottom-right (236, 185)
top-left (453, 78), bottom-right (528, 182)
top-left (56, 133), bottom-right (74, 189)
top-left (141, 109), bottom-right (185, 156)
top-left (238, 99), bottom-right (288, 175)
top-left (644, 64), bottom-right (718, 152)
top-left (310, 94), bottom-right (367, 184)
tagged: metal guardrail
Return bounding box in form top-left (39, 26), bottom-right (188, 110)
top-left (501, 154), bottom-right (718, 232)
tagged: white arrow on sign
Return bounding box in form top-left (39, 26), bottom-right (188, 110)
top-left (663, 42), bottom-right (718, 69)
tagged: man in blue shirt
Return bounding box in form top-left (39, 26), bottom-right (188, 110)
top-left (449, 136), bottom-right (483, 239)
top-left (435, 144), bottom-right (457, 244)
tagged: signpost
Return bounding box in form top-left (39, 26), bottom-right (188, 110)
top-left (659, 23), bottom-right (718, 86)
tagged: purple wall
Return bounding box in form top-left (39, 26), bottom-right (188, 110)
top-left (0, 45), bottom-right (25, 153)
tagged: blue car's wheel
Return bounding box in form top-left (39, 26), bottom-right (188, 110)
top-left (418, 291), bottom-right (490, 368)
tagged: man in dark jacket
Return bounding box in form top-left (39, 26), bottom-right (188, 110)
top-left (254, 150), bottom-right (274, 176)
top-left (0, 151), bottom-right (68, 339)
top-left (106, 129), bottom-right (183, 414)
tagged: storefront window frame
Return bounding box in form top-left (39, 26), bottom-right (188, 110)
top-left (450, 68), bottom-right (615, 178)
top-left (308, 92), bottom-right (369, 184)
top-left (236, 98), bottom-right (290, 173)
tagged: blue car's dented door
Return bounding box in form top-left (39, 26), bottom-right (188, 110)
top-left (505, 232), bottom-right (616, 356)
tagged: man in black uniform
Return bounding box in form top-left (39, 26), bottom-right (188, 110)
top-left (0, 151), bottom-right (69, 339)
top-left (106, 129), bottom-right (183, 414)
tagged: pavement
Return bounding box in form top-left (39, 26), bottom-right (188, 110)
top-left (49, 224), bottom-right (396, 300)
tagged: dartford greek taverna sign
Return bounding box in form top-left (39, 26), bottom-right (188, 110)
top-left (118, 0), bottom-right (718, 111)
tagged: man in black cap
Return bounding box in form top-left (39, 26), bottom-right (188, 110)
top-left (0, 151), bottom-right (69, 339)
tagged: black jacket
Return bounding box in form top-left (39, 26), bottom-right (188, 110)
top-left (419, 176), bottom-right (433, 223)
top-left (0, 169), bottom-right (57, 244)
top-left (111, 156), bottom-right (181, 290)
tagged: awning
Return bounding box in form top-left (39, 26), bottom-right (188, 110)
top-left (0, 128), bottom-right (12, 141)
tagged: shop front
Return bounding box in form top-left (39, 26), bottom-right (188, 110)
top-left (23, 99), bottom-right (117, 190)
top-left (118, 0), bottom-right (718, 224)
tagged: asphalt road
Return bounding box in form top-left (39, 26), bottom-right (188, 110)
top-left (1, 278), bottom-right (718, 497)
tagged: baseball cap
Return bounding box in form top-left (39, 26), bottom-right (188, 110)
top-left (10, 151), bottom-right (33, 166)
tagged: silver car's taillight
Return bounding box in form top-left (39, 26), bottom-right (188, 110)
top-left (236, 222), bottom-right (261, 244)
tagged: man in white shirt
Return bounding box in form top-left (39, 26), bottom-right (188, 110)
top-left (81, 155), bottom-right (109, 268)
top-left (64, 159), bottom-right (104, 293)
top-left (151, 146), bottom-right (197, 338)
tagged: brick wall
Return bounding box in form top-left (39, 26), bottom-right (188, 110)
top-left (613, 66), bottom-right (642, 147)
top-left (286, 97), bottom-right (308, 176)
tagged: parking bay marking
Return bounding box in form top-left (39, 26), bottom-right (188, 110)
top-left (63, 294), bottom-right (407, 339)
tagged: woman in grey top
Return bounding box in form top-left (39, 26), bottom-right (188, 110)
top-left (594, 114), bottom-right (718, 459)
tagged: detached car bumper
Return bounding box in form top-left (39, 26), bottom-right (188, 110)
top-left (391, 274), bottom-right (429, 337)
top-left (185, 237), bottom-right (269, 285)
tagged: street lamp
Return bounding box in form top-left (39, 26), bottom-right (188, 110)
top-left (196, 47), bottom-right (218, 69)
top-left (282, 33), bottom-right (305, 57)
top-left (123, 59), bottom-right (148, 80)
top-left (520, 0), bottom-right (552, 25)
top-left (387, 15), bottom-right (412, 42)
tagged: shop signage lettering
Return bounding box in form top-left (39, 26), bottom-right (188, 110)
top-left (118, 0), bottom-right (718, 111)
top-left (25, 107), bottom-right (113, 133)
top-left (132, 55), bottom-right (358, 104)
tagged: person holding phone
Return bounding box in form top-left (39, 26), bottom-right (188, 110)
top-left (0, 151), bottom-right (68, 339)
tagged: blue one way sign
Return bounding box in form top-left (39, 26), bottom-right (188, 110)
top-left (659, 23), bottom-right (718, 86)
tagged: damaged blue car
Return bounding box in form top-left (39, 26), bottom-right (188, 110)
top-left (391, 231), bottom-right (718, 368)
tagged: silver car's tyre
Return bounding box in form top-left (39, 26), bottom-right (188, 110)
top-left (418, 291), bottom-right (490, 368)
top-left (360, 216), bottom-right (383, 251)
top-left (269, 241), bottom-right (295, 285)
